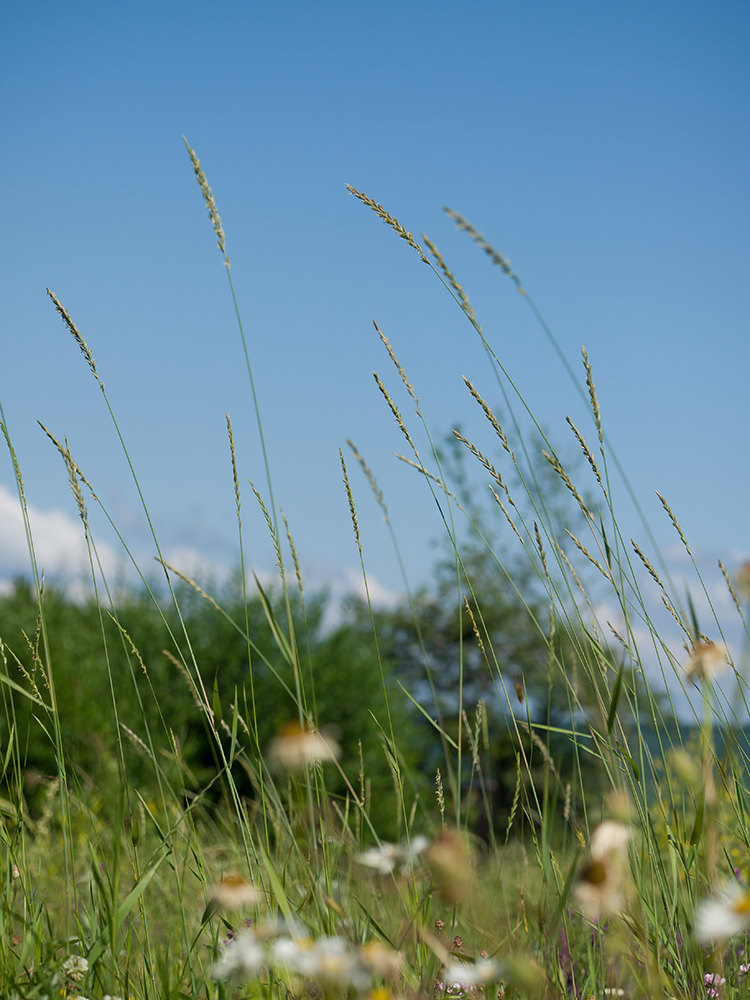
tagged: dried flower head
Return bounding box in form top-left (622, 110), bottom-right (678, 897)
top-left (425, 829), bottom-right (475, 904)
top-left (684, 642), bottom-right (728, 682)
top-left (62, 955), bottom-right (89, 982)
top-left (266, 720), bottom-right (341, 771)
top-left (359, 941), bottom-right (404, 979)
top-left (210, 874), bottom-right (262, 910)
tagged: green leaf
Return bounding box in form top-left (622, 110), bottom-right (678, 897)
top-left (607, 663), bottom-right (624, 733)
top-left (212, 672), bottom-right (222, 729)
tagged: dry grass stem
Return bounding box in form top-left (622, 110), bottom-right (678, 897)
top-left (452, 430), bottom-right (508, 492)
top-left (463, 595), bottom-right (487, 658)
top-left (565, 529), bottom-right (610, 580)
top-left (534, 521), bottom-right (548, 576)
top-left (655, 491), bottom-right (692, 556)
top-left (581, 347), bottom-right (603, 446)
top-left (281, 509), bottom-right (305, 606)
top-left (347, 439), bottom-right (388, 520)
top-left (120, 723), bottom-right (154, 761)
top-left (543, 450), bottom-right (589, 516)
top-left (394, 453), bottom-right (461, 505)
top-left (372, 372), bottom-right (418, 450)
top-left (339, 450), bottom-right (361, 555)
top-left (661, 595), bottom-right (692, 640)
top-left (566, 416), bottom-right (606, 496)
top-left (46, 289), bottom-right (103, 388)
top-left (422, 234), bottom-right (478, 324)
top-left (346, 184), bottom-right (429, 263)
top-left (249, 479), bottom-right (283, 569)
top-left (462, 377), bottom-right (511, 452)
top-left (374, 322), bottom-right (416, 401)
top-left (631, 539), bottom-right (666, 592)
top-left (226, 415), bottom-right (241, 521)
top-left (444, 208), bottom-right (524, 292)
top-left (156, 559), bottom-right (223, 613)
top-left (718, 558), bottom-right (744, 618)
top-left (489, 486), bottom-right (523, 542)
top-left (184, 137), bottom-right (227, 259)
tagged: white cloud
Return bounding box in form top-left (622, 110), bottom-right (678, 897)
top-left (0, 483), bottom-right (120, 585)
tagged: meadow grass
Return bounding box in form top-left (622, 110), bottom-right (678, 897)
top-left (0, 143), bottom-right (749, 1000)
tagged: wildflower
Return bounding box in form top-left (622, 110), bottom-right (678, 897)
top-left (705, 973), bottom-right (726, 997)
top-left (272, 935), bottom-right (368, 988)
top-left (696, 885), bottom-right (750, 940)
top-left (425, 829), bottom-right (475, 904)
top-left (357, 835), bottom-right (428, 875)
top-left (62, 955), bottom-right (89, 982)
top-left (573, 820), bottom-right (630, 919)
top-left (209, 874), bottom-right (262, 910)
top-left (359, 941), bottom-right (403, 979)
top-left (211, 928), bottom-right (265, 980)
top-left (266, 720), bottom-right (341, 771)
top-left (442, 958), bottom-right (500, 986)
top-left (684, 642), bottom-right (728, 682)
top-left (739, 964), bottom-right (750, 975)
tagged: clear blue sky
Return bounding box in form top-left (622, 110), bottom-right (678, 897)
top-left (1, 0), bottom-right (749, 609)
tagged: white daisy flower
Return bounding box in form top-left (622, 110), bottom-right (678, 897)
top-left (211, 929), bottom-right (265, 979)
top-left (696, 886), bottom-right (750, 940)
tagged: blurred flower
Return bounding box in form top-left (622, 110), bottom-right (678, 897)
top-left (266, 720), bottom-right (341, 771)
top-left (705, 973), bottom-right (726, 997)
top-left (210, 874), bottom-right (262, 910)
top-left (211, 928), bottom-right (265, 980)
top-left (684, 642), bottom-right (728, 682)
top-left (272, 935), bottom-right (368, 987)
top-left (736, 561), bottom-right (750, 604)
top-left (425, 829), bottom-right (475, 904)
top-left (573, 820), bottom-right (630, 919)
top-left (360, 941), bottom-right (403, 979)
top-left (357, 836), bottom-right (428, 875)
top-left (442, 959), bottom-right (500, 986)
top-left (705, 973), bottom-right (726, 998)
top-left (696, 886), bottom-right (750, 940)
top-left (62, 955), bottom-right (89, 982)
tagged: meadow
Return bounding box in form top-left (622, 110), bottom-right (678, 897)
top-left (0, 141), bottom-right (749, 1000)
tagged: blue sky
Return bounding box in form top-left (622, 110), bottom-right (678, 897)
top-left (2, 0), bottom-right (749, 616)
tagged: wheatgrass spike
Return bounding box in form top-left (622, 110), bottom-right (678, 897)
top-left (462, 377), bottom-right (510, 452)
top-left (423, 234), bottom-right (478, 323)
top-left (443, 208), bottom-right (524, 293)
top-left (46, 289), bottom-right (103, 389)
top-left (346, 438), bottom-right (388, 520)
top-left (374, 321), bottom-right (416, 401)
top-left (718, 557), bottom-right (744, 619)
top-left (346, 184), bottom-right (429, 263)
top-left (566, 416), bottom-right (606, 497)
top-left (183, 137), bottom-right (227, 258)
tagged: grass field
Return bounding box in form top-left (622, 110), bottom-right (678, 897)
top-left (0, 142), bottom-right (749, 1000)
